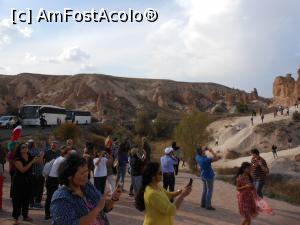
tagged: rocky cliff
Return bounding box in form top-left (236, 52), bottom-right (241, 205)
top-left (273, 69), bottom-right (300, 106)
top-left (0, 73), bottom-right (267, 120)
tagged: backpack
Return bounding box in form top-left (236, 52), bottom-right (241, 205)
top-left (43, 159), bottom-right (55, 178)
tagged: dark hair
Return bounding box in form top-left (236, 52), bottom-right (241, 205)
top-left (235, 162), bottom-right (252, 184)
top-left (171, 141), bottom-right (176, 149)
top-left (196, 146), bottom-right (203, 155)
top-left (14, 143), bottom-right (27, 160)
top-left (250, 148), bottom-right (259, 156)
top-left (135, 162), bottom-right (160, 212)
top-left (58, 154), bottom-right (87, 186)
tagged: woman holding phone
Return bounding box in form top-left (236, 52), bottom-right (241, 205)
top-left (12, 143), bottom-right (43, 225)
top-left (135, 162), bottom-right (192, 225)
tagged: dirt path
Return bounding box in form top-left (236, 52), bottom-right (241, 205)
top-left (1, 170), bottom-right (300, 225)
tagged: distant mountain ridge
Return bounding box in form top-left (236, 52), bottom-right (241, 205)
top-left (0, 73), bottom-right (269, 119)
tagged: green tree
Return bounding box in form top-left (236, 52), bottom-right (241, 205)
top-left (134, 110), bottom-right (152, 137)
top-left (174, 110), bottom-right (213, 171)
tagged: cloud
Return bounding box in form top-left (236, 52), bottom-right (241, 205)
top-left (0, 65), bottom-right (9, 72)
top-left (0, 18), bottom-right (32, 45)
top-left (25, 52), bottom-right (37, 63)
top-left (57, 47), bottom-right (90, 62)
top-left (24, 47), bottom-right (91, 64)
top-left (80, 63), bottom-right (96, 72)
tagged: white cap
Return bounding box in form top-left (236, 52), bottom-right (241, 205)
top-left (164, 147), bottom-right (173, 155)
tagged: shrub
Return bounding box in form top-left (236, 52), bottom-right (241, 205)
top-left (86, 133), bottom-right (105, 150)
top-left (292, 111), bottom-right (300, 121)
top-left (54, 123), bottom-right (82, 142)
top-left (225, 150), bottom-right (241, 159)
top-left (134, 110), bottom-right (152, 137)
top-left (215, 167), bottom-right (239, 175)
top-left (236, 102), bottom-right (248, 113)
top-left (174, 110), bottom-right (214, 171)
top-left (153, 113), bottom-right (173, 138)
top-left (295, 153), bottom-right (300, 162)
top-left (88, 124), bottom-right (113, 136)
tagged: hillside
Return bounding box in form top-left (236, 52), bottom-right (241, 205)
top-left (0, 73), bottom-right (268, 120)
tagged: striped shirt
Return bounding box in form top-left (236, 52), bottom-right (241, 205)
top-left (251, 156), bottom-right (268, 181)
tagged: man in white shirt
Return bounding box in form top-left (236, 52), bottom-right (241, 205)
top-left (44, 145), bottom-right (71, 220)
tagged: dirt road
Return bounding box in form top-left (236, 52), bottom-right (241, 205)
top-left (1, 170), bottom-right (300, 225)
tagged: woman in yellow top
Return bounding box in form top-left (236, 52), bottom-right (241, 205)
top-left (135, 162), bottom-right (192, 225)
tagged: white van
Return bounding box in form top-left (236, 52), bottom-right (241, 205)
top-left (0, 116), bottom-right (17, 128)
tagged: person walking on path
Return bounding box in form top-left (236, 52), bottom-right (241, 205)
top-left (271, 145), bottom-right (278, 159)
top-left (195, 147), bottom-right (220, 210)
top-left (135, 162), bottom-right (192, 225)
top-left (288, 137), bottom-right (293, 149)
top-left (250, 117), bottom-right (254, 126)
top-left (250, 149), bottom-right (269, 198)
top-left (261, 114), bottom-right (264, 123)
top-left (236, 162), bottom-right (258, 225)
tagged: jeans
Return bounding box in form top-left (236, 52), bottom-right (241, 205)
top-left (131, 175), bottom-right (142, 194)
top-left (107, 175), bottom-right (115, 193)
top-left (116, 165), bottom-right (126, 186)
top-left (201, 178), bottom-right (214, 208)
top-left (254, 180), bottom-right (265, 198)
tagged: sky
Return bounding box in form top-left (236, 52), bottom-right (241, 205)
top-left (0, 0), bottom-right (300, 97)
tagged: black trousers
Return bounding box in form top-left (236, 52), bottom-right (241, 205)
top-left (12, 176), bottom-right (32, 220)
top-left (10, 170), bottom-right (15, 198)
top-left (45, 177), bottom-right (59, 217)
top-left (174, 159), bottom-right (180, 176)
top-left (12, 192), bottom-right (30, 219)
top-left (94, 176), bottom-right (107, 194)
top-left (30, 175), bottom-right (45, 204)
top-left (163, 173), bottom-right (175, 192)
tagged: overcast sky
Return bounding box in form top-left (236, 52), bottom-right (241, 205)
top-left (0, 0), bottom-right (300, 97)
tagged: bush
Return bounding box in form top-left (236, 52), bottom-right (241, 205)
top-left (295, 153), bottom-right (300, 162)
top-left (153, 113), bottom-right (173, 138)
top-left (88, 124), bottom-right (113, 136)
top-left (215, 167), bottom-right (239, 175)
top-left (236, 102), bottom-right (248, 113)
top-left (225, 150), bottom-right (241, 159)
top-left (174, 110), bottom-right (214, 171)
top-left (54, 123), bottom-right (82, 142)
top-left (85, 133), bottom-right (105, 150)
top-left (134, 110), bottom-right (152, 137)
top-left (292, 111), bottom-right (300, 121)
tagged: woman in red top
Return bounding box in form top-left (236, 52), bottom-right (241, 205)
top-left (236, 162), bottom-right (258, 225)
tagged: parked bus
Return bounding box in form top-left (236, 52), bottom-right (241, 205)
top-left (66, 110), bottom-right (91, 125)
top-left (20, 105), bottom-right (66, 126)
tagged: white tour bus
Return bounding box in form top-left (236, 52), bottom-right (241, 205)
top-left (66, 110), bottom-right (92, 125)
top-left (20, 105), bottom-right (67, 126)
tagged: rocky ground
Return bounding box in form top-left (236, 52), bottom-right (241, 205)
top-left (1, 169), bottom-right (300, 225)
